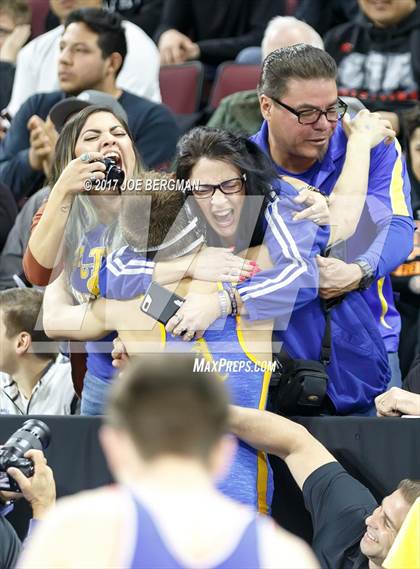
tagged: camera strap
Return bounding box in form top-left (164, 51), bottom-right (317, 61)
top-left (274, 300), bottom-right (332, 374)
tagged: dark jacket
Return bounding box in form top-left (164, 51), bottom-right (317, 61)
top-left (296, 0), bottom-right (359, 36)
top-left (0, 90), bottom-right (179, 201)
top-left (0, 61), bottom-right (15, 111)
top-left (0, 182), bottom-right (17, 252)
top-left (154, 0), bottom-right (284, 66)
top-left (47, 1), bottom-right (164, 39)
top-left (0, 515), bottom-right (21, 569)
top-left (324, 5), bottom-right (420, 114)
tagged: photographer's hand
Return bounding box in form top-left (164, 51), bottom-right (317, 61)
top-left (1, 450), bottom-right (56, 519)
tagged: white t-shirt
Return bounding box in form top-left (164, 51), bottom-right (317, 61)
top-left (0, 354), bottom-right (78, 415)
top-left (7, 20), bottom-right (161, 116)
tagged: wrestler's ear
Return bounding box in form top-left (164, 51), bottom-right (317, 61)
top-left (99, 424), bottom-right (145, 481)
top-left (210, 433), bottom-right (237, 481)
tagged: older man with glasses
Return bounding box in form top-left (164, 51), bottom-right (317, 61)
top-left (252, 43), bottom-right (414, 393)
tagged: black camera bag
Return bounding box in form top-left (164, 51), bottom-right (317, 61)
top-left (270, 305), bottom-right (332, 415)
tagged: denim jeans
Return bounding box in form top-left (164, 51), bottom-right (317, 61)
top-left (235, 46), bottom-right (262, 64)
top-left (80, 371), bottom-right (113, 416)
top-left (387, 352), bottom-right (402, 390)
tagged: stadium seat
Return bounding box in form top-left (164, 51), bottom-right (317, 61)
top-left (28, 0), bottom-right (50, 38)
top-left (208, 63), bottom-right (261, 110)
top-left (159, 61), bottom-right (204, 115)
top-left (285, 0), bottom-right (299, 15)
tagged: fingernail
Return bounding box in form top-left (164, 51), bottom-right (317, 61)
top-left (250, 261), bottom-right (257, 266)
top-left (239, 275), bottom-right (247, 282)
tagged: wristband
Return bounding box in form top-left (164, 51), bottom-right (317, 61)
top-left (217, 290), bottom-right (228, 318)
top-left (225, 285), bottom-right (238, 316)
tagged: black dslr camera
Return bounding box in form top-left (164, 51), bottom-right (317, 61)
top-left (102, 157), bottom-right (125, 191)
top-left (0, 419), bottom-right (51, 492)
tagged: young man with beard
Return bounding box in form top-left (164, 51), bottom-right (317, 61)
top-left (6, 0), bottom-right (161, 116)
top-left (0, 8), bottom-right (178, 201)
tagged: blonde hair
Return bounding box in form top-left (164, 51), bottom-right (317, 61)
top-left (50, 105), bottom-right (144, 296)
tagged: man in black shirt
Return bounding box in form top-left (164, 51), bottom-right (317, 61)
top-left (230, 406), bottom-right (420, 569)
top-left (155, 0), bottom-right (283, 66)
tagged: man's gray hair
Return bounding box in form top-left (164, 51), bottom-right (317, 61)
top-left (261, 16), bottom-right (324, 59)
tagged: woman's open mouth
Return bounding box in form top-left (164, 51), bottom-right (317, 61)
top-left (212, 208), bottom-right (235, 228)
top-left (103, 151), bottom-right (124, 172)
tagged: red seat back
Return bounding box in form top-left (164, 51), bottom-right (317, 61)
top-left (159, 62), bottom-right (204, 115)
top-left (27, 0), bottom-right (50, 38)
top-left (209, 63), bottom-right (261, 110)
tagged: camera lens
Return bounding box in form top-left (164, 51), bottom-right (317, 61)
top-left (3, 419), bottom-right (51, 458)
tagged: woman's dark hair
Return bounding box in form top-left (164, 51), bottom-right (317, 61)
top-left (175, 127), bottom-right (277, 248)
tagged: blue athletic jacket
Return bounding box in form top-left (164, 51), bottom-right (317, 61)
top-left (251, 120), bottom-right (414, 353)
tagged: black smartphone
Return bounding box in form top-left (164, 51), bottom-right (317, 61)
top-left (140, 282), bottom-right (185, 325)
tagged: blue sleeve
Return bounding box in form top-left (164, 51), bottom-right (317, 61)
top-left (357, 215), bottom-right (414, 278)
top-left (0, 97), bottom-right (44, 200)
top-left (98, 246), bottom-right (155, 300)
top-left (356, 139), bottom-right (414, 277)
top-left (26, 517), bottom-right (39, 538)
top-left (367, 139), bottom-right (412, 221)
top-left (134, 104), bottom-right (179, 170)
top-left (236, 193), bottom-right (329, 329)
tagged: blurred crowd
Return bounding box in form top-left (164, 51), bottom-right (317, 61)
top-left (0, 1), bottom-right (419, 568)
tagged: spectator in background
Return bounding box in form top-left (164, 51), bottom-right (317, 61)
top-left (47, 0), bottom-right (164, 38)
top-left (391, 105), bottom-right (420, 377)
top-left (155, 0), bottom-right (283, 67)
top-left (0, 185), bottom-right (48, 289)
top-left (103, 0), bottom-right (162, 38)
top-left (0, 288), bottom-right (77, 415)
top-left (0, 9), bottom-right (178, 201)
top-left (295, 0), bottom-right (359, 37)
top-left (0, 0), bottom-right (31, 111)
top-left (209, 16), bottom-right (324, 136)
top-left (324, 0), bottom-right (420, 135)
top-left (6, 0), bottom-right (161, 118)
top-left (404, 105), bottom-right (420, 220)
top-left (47, 1), bottom-right (164, 39)
top-left (404, 352), bottom-right (420, 393)
top-left (0, 182), bottom-right (17, 253)
top-left (376, 387), bottom-right (420, 416)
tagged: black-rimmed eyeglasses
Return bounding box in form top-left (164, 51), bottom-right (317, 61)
top-left (270, 96), bottom-right (348, 125)
top-left (191, 174), bottom-right (247, 200)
